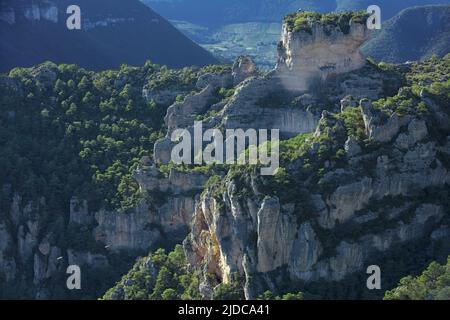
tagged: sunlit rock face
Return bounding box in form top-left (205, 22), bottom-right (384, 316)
top-left (275, 16), bottom-right (371, 92)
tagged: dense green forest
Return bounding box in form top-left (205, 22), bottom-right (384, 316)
top-left (0, 61), bottom-right (231, 298)
top-left (0, 61), bottom-right (228, 215)
top-left (385, 257), bottom-right (450, 300)
top-left (102, 245), bottom-right (202, 300)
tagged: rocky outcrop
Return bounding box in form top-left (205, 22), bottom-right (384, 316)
top-left (0, 193), bottom-right (66, 297)
top-left (142, 87), bottom-right (182, 106)
top-left (232, 56), bottom-right (257, 85)
top-left (94, 202), bottom-right (159, 251)
top-left (153, 72), bottom-right (233, 164)
top-left (256, 197), bottom-right (298, 273)
top-left (67, 250), bottom-right (108, 269)
top-left (344, 136), bottom-right (362, 157)
top-left (361, 99), bottom-right (402, 143)
top-left (221, 76), bottom-right (319, 138)
top-left (0, 165), bottom-right (207, 297)
top-left (69, 197), bottom-right (94, 226)
top-left (0, 0), bottom-right (134, 28)
top-left (95, 165), bottom-right (208, 251)
top-left (275, 14), bottom-right (371, 92)
top-left (310, 204), bottom-right (445, 282)
top-left (165, 85), bottom-right (221, 133)
top-left (395, 118), bottom-right (428, 150)
top-left (187, 162), bottom-right (448, 295)
top-left (152, 17), bottom-right (391, 163)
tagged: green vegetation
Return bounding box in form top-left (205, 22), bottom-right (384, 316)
top-left (103, 245), bottom-right (202, 300)
top-left (0, 60), bottom-right (239, 299)
top-left (2, 62), bottom-right (160, 212)
top-left (408, 54), bottom-right (450, 103)
top-left (373, 89), bottom-right (427, 117)
top-left (384, 256), bottom-right (450, 300)
top-left (146, 65), bottom-right (198, 91)
top-left (0, 61), bottom-right (229, 213)
top-left (338, 107), bottom-right (366, 141)
top-left (102, 245), bottom-right (246, 300)
top-left (258, 290), bottom-right (304, 300)
top-left (371, 55), bottom-right (450, 119)
top-left (279, 132), bottom-right (313, 163)
top-left (212, 273), bottom-right (245, 300)
top-left (200, 64), bottom-right (232, 75)
top-left (284, 11), bottom-right (369, 34)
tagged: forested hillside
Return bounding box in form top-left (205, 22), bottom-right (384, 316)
top-left (0, 61), bottom-right (229, 298)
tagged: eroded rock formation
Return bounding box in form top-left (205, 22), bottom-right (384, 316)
top-left (275, 14), bottom-right (371, 91)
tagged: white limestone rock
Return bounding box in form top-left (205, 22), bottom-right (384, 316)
top-left (275, 17), bottom-right (371, 92)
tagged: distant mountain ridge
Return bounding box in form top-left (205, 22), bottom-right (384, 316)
top-left (140, 0), bottom-right (450, 68)
top-left (142, 0), bottom-right (450, 26)
top-left (142, 0), bottom-right (333, 26)
top-left (0, 0), bottom-right (218, 72)
top-left (363, 5), bottom-right (450, 63)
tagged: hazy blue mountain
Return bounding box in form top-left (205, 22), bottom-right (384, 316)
top-left (363, 5), bottom-right (450, 63)
top-left (336, 0), bottom-right (450, 17)
top-left (141, 0), bottom-right (334, 27)
top-left (0, 0), bottom-right (217, 72)
top-left (142, 0), bottom-right (450, 26)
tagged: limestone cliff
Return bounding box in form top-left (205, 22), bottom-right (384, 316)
top-left (1, 10), bottom-right (449, 300)
top-left (186, 109), bottom-right (450, 297)
top-left (104, 13), bottom-right (449, 300)
top-left (154, 13), bottom-right (386, 164)
top-left (275, 11), bottom-right (371, 91)
top-left (148, 13), bottom-right (449, 299)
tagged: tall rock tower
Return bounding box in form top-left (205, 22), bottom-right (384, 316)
top-left (275, 11), bottom-right (371, 92)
